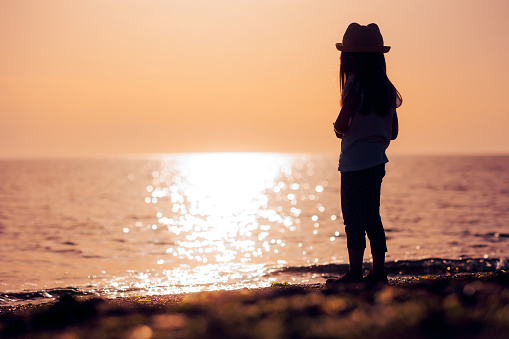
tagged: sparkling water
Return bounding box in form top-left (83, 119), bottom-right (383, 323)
top-left (1, 154), bottom-right (508, 305)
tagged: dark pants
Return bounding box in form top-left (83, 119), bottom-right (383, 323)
top-left (341, 163), bottom-right (387, 253)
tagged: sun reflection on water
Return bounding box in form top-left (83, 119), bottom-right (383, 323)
top-left (87, 152), bottom-right (346, 298)
top-left (134, 153), bottom-right (298, 294)
top-left (3, 156), bottom-right (509, 304)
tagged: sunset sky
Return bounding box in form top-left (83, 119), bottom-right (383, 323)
top-left (1, 0), bottom-right (508, 158)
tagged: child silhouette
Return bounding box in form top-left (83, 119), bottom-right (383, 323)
top-left (327, 23), bottom-right (402, 286)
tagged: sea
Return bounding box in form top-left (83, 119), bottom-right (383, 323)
top-left (1, 153), bottom-right (508, 306)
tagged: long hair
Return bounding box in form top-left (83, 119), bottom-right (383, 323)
top-left (340, 52), bottom-right (402, 117)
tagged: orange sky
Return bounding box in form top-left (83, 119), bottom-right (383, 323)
top-left (1, 0), bottom-right (509, 158)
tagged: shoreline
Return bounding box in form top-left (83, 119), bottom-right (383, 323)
top-left (1, 271), bottom-right (508, 338)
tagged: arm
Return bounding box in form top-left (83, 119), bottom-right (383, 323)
top-left (333, 124), bottom-right (344, 139)
top-left (333, 88), bottom-right (358, 139)
top-left (391, 111), bottom-right (399, 140)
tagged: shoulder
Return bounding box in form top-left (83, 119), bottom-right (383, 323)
top-left (342, 77), bottom-right (359, 100)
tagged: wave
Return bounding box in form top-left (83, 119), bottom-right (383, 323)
top-left (1, 258), bottom-right (507, 308)
top-left (0, 288), bottom-right (96, 308)
top-left (269, 257), bottom-right (508, 277)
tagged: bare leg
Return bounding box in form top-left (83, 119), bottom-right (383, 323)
top-left (372, 252), bottom-right (385, 275)
top-left (348, 248), bottom-right (365, 277)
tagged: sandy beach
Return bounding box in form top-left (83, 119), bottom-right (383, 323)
top-left (1, 270), bottom-right (508, 339)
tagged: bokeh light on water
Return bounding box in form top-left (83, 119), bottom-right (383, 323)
top-left (1, 154), bottom-right (508, 304)
top-left (121, 153), bottom-right (341, 296)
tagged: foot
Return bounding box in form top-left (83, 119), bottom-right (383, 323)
top-left (363, 270), bottom-right (388, 285)
top-left (326, 269), bottom-right (363, 287)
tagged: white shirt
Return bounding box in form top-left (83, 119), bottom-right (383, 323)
top-left (338, 78), bottom-right (400, 172)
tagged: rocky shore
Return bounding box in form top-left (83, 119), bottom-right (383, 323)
top-left (1, 271), bottom-right (508, 339)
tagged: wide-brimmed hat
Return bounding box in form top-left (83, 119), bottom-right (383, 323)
top-left (336, 23), bottom-right (390, 53)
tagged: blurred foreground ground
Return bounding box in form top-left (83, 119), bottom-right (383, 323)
top-left (1, 271), bottom-right (508, 339)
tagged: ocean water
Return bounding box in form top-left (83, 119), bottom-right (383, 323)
top-left (1, 154), bottom-right (508, 306)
